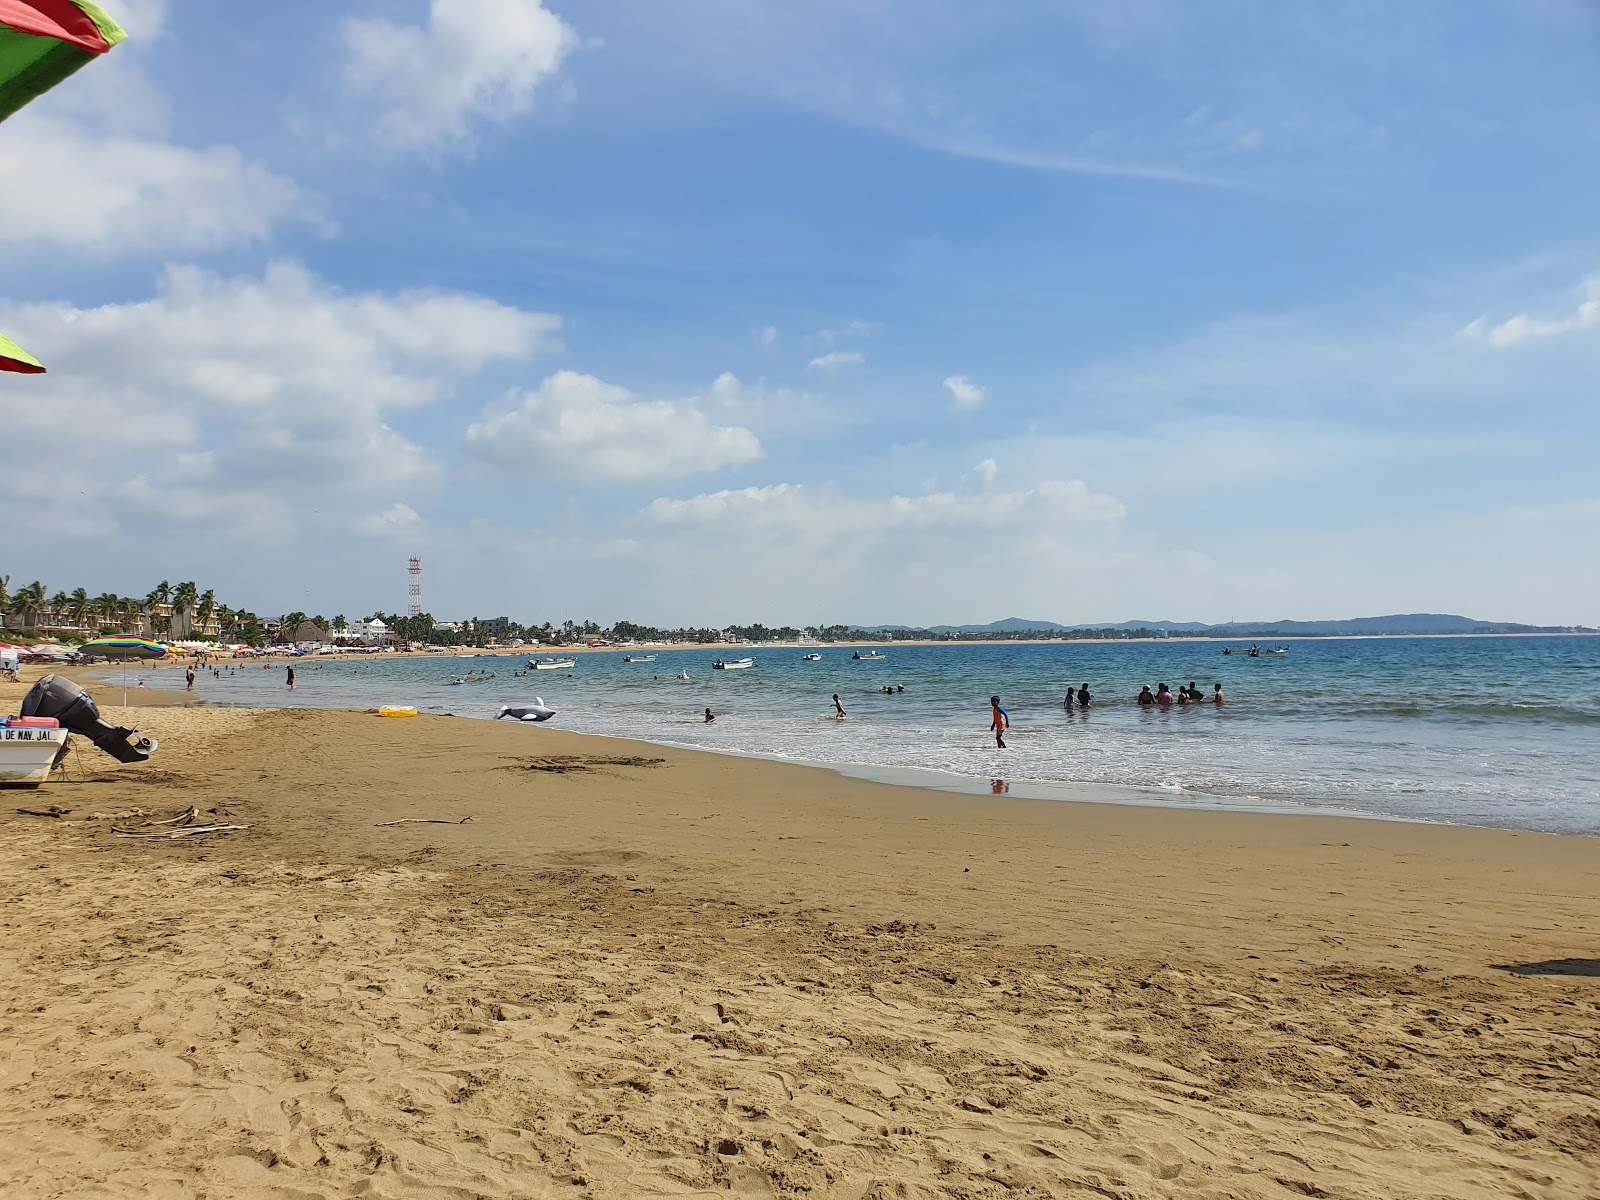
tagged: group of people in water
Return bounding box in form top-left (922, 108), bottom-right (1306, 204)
top-left (1137, 681), bottom-right (1223, 707)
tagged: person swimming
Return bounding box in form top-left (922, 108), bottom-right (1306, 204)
top-left (704, 707), bottom-right (716, 724)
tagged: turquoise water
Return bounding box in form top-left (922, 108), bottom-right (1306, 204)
top-left (161, 636), bottom-right (1600, 834)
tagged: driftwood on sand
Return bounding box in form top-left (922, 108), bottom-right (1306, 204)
top-left (375, 817), bottom-right (475, 827)
top-left (112, 805), bottom-right (247, 839)
top-left (16, 806), bottom-right (71, 818)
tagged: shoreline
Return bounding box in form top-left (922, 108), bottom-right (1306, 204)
top-left (53, 667), bottom-right (1443, 830)
top-left (59, 662), bottom-right (1597, 837)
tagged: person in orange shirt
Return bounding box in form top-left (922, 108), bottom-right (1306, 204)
top-left (989, 694), bottom-right (1009, 748)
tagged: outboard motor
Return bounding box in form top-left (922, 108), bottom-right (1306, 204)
top-left (20, 674), bottom-right (158, 764)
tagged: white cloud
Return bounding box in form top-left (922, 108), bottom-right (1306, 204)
top-left (0, 263), bottom-right (557, 539)
top-left (759, 325), bottom-right (779, 346)
top-left (944, 374), bottom-right (986, 409)
top-left (619, 476), bottom-right (1127, 623)
top-left (808, 351), bottom-right (864, 371)
top-left (1458, 275), bottom-right (1600, 348)
top-left (359, 503), bottom-right (424, 537)
top-left (463, 370), bottom-right (764, 481)
top-left (646, 477), bottom-right (1122, 539)
top-left (342, 0), bottom-right (579, 156)
top-left (964, 458), bottom-right (999, 487)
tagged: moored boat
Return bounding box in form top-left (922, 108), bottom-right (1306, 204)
top-left (0, 724), bottom-right (69, 785)
top-left (713, 658), bottom-right (755, 670)
top-left (852, 650), bottom-right (887, 661)
top-left (622, 654), bottom-right (656, 663)
top-left (530, 657), bottom-right (576, 670)
top-left (801, 653), bottom-right (821, 661)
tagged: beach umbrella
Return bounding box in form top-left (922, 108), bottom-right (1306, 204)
top-left (1, 329), bottom-right (45, 374)
top-left (79, 635), bottom-right (165, 705)
top-left (79, 636), bottom-right (166, 658)
top-left (0, 2), bottom-right (126, 374)
top-left (0, 1), bottom-right (125, 123)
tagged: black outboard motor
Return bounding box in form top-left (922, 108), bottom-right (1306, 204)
top-left (20, 674), bottom-right (158, 764)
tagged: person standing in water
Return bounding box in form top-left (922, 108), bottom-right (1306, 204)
top-left (286, 665), bottom-right (295, 689)
top-left (704, 707), bottom-right (716, 724)
top-left (832, 693), bottom-right (846, 719)
top-left (989, 694), bottom-right (1009, 748)
top-left (1077, 683), bottom-right (1092, 709)
top-left (1213, 684), bottom-right (1225, 704)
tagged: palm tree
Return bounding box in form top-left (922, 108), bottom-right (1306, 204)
top-left (120, 597), bottom-right (142, 634)
top-left (94, 593), bottom-right (120, 632)
top-left (172, 580), bottom-right (198, 640)
top-left (47, 590), bottom-right (68, 628)
top-left (17, 581), bottom-right (45, 629)
top-left (196, 589), bottom-right (216, 638)
top-left (143, 587), bottom-right (171, 639)
top-left (68, 588), bottom-right (90, 629)
top-left (0, 574), bottom-right (9, 629)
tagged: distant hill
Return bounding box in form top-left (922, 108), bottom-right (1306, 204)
top-left (852, 614), bottom-right (1586, 637)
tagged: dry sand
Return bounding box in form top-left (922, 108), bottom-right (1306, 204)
top-left (1, 675), bottom-right (1597, 1199)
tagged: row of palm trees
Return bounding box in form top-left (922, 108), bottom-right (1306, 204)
top-left (0, 576), bottom-right (263, 641)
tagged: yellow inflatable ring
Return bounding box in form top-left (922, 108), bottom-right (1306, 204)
top-left (377, 705), bottom-right (418, 718)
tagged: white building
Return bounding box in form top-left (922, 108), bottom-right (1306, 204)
top-left (347, 617), bottom-right (390, 644)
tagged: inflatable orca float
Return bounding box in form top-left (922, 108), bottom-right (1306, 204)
top-left (496, 699), bottom-right (556, 723)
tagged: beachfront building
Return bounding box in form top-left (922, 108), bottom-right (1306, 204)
top-left (347, 617), bottom-right (391, 645)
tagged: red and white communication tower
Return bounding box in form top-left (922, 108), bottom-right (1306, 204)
top-left (407, 556), bottom-right (423, 618)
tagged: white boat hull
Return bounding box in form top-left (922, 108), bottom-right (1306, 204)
top-left (0, 728), bottom-right (68, 785)
top-left (532, 659), bottom-right (576, 670)
top-left (714, 659), bottom-right (755, 670)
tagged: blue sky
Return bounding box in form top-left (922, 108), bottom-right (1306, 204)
top-left (2, 0), bottom-right (1598, 627)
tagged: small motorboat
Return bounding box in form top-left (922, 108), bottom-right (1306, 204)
top-left (622, 654), bottom-right (656, 663)
top-left (531, 657), bottom-right (576, 670)
top-left (0, 721), bottom-right (69, 785)
top-left (713, 658), bottom-right (755, 670)
top-left (852, 651), bottom-right (887, 661)
top-left (801, 653), bottom-right (821, 661)
top-left (1259, 646), bottom-right (1290, 656)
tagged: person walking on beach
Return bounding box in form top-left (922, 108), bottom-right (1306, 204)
top-left (989, 694), bottom-right (1009, 748)
top-left (832, 693), bottom-right (846, 719)
top-left (286, 665), bottom-right (295, 689)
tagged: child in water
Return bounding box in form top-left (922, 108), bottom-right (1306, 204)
top-left (704, 707), bottom-right (716, 724)
top-left (989, 694), bottom-right (1009, 748)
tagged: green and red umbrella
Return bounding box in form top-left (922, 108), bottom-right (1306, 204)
top-left (1, 1), bottom-right (125, 374)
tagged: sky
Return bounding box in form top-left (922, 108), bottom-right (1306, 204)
top-left (2, 0), bottom-right (1598, 628)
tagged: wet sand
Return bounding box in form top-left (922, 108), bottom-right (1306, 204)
top-left (1, 684), bottom-right (1596, 1198)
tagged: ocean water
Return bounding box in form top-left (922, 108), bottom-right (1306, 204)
top-left (151, 636), bottom-right (1600, 834)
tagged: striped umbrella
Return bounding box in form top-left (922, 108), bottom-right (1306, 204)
top-left (1, 2), bottom-right (126, 373)
top-left (0, 0), bottom-right (125, 122)
top-left (79, 636), bottom-right (166, 658)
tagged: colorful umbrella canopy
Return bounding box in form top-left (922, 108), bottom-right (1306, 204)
top-left (0, 0), bottom-right (124, 123)
top-left (79, 636), bottom-right (166, 658)
top-left (1, 328), bottom-right (45, 374)
top-left (1, 2), bottom-right (126, 373)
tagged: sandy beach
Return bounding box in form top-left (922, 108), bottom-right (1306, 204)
top-left (1, 675), bottom-right (1597, 1198)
